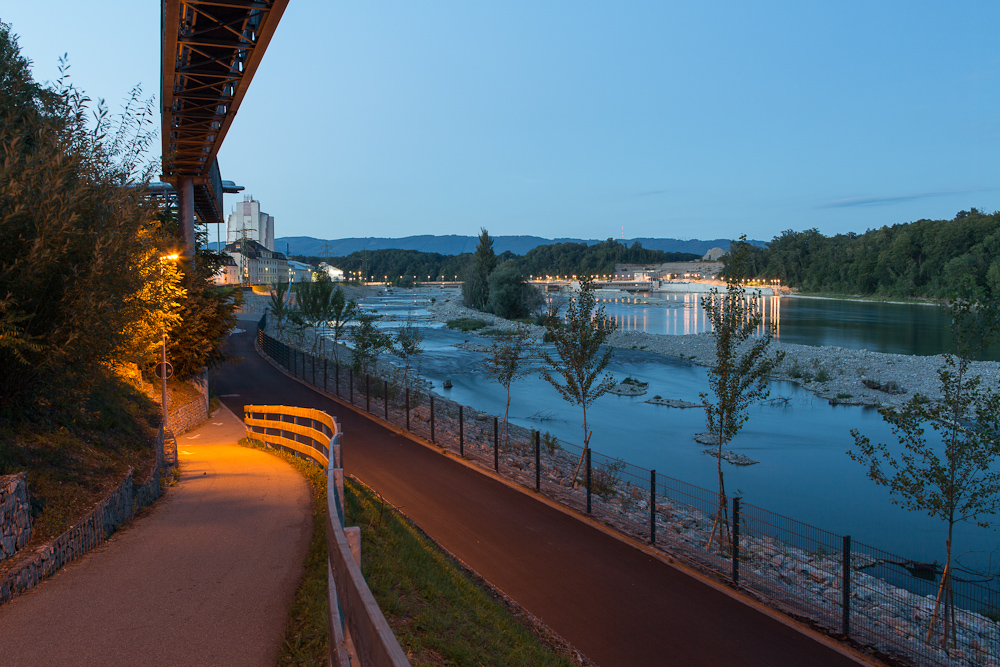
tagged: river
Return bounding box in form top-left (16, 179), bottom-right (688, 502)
top-left (347, 289), bottom-right (1000, 586)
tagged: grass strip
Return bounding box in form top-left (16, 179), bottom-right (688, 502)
top-left (345, 477), bottom-right (577, 667)
top-left (242, 438), bottom-right (577, 667)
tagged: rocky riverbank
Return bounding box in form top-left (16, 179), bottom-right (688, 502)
top-left (421, 286), bottom-right (1000, 411)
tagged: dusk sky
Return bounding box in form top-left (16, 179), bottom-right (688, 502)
top-left (4, 2), bottom-right (998, 243)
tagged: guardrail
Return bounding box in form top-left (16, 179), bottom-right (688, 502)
top-left (243, 405), bottom-right (409, 667)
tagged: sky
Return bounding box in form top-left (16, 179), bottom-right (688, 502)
top-left (3, 2), bottom-right (999, 243)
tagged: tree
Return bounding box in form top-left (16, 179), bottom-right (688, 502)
top-left (700, 236), bottom-right (784, 549)
top-left (850, 283), bottom-right (1000, 649)
top-left (462, 228), bottom-right (497, 310)
top-left (267, 280), bottom-right (293, 336)
top-left (350, 313), bottom-right (392, 377)
top-left (486, 260), bottom-right (543, 320)
top-left (539, 276), bottom-right (617, 485)
top-left (292, 271), bottom-right (337, 354)
top-left (166, 250), bottom-right (241, 379)
top-left (328, 285), bottom-right (359, 367)
top-left (393, 317), bottom-right (423, 390)
top-left (0, 25), bottom-right (179, 412)
top-left (484, 324), bottom-right (534, 450)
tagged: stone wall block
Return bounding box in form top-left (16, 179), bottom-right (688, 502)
top-left (0, 427), bottom-right (166, 605)
top-left (0, 473), bottom-right (31, 562)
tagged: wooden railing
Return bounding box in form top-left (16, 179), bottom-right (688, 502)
top-left (243, 405), bottom-right (409, 667)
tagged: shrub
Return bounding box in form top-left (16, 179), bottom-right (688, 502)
top-left (446, 318), bottom-right (488, 332)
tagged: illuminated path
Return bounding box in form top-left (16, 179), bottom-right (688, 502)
top-left (0, 409), bottom-right (310, 666)
top-left (211, 316), bottom-right (877, 667)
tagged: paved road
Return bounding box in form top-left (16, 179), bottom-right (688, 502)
top-left (0, 407), bottom-right (310, 667)
top-left (215, 320), bottom-right (873, 667)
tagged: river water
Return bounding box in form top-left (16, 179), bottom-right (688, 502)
top-left (353, 289), bottom-right (1000, 582)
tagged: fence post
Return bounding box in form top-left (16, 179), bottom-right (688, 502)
top-left (312, 353), bottom-right (315, 385)
top-left (650, 469), bottom-right (656, 545)
top-left (732, 496), bottom-right (741, 585)
top-left (366, 374), bottom-right (371, 412)
top-left (459, 406), bottom-right (464, 456)
top-left (535, 430), bottom-right (540, 491)
top-left (349, 369), bottom-right (354, 405)
top-left (493, 416), bottom-right (499, 472)
top-left (406, 388), bottom-right (410, 431)
top-left (586, 448), bottom-right (592, 514)
top-left (842, 535), bottom-right (851, 637)
top-left (324, 358), bottom-right (327, 392)
top-left (384, 380), bottom-right (388, 420)
top-left (335, 363), bottom-right (340, 398)
top-left (430, 396), bottom-right (435, 443)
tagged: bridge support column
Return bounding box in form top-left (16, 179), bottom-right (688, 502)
top-left (178, 176), bottom-right (196, 268)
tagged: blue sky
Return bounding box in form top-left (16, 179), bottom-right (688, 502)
top-left (3, 2), bottom-right (998, 243)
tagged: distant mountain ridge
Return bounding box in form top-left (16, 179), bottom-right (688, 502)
top-left (265, 235), bottom-right (761, 257)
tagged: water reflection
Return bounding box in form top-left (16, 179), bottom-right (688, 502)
top-left (594, 293), bottom-right (997, 359)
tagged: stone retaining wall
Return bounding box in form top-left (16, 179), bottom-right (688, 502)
top-left (0, 432), bottom-right (164, 605)
top-left (166, 371), bottom-right (209, 436)
top-left (0, 474), bottom-right (30, 563)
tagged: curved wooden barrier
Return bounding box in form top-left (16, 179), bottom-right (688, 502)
top-left (243, 405), bottom-right (408, 667)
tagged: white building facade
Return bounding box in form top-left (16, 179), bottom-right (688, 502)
top-left (287, 260), bottom-right (315, 283)
top-left (225, 239), bottom-right (288, 286)
top-left (226, 196), bottom-right (275, 251)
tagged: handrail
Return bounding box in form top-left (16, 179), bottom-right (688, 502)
top-left (242, 405), bottom-right (409, 666)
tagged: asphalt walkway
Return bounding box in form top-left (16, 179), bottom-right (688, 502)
top-left (0, 406), bottom-right (310, 667)
top-left (214, 320), bottom-right (874, 667)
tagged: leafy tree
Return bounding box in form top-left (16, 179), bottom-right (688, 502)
top-left (463, 228), bottom-right (497, 310)
top-left (484, 324), bottom-right (534, 450)
top-left (0, 25), bottom-right (179, 412)
top-left (291, 271), bottom-right (338, 354)
top-left (486, 260), bottom-right (543, 320)
top-left (393, 317), bottom-right (424, 391)
top-left (328, 285), bottom-right (359, 366)
top-left (350, 313), bottom-right (392, 377)
top-left (850, 283), bottom-right (1000, 648)
top-left (539, 276), bottom-right (617, 485)
top-left (165, 250), bottom-right (241, 379)
top-left (267, 280), bottom-right (293, 336)
top-left (700, 236), bottom-right (784, 549)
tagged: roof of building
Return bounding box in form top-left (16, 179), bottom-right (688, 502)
top-left (224, 239), bottom-right (287, 261)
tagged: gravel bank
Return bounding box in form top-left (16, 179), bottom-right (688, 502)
top-left (423, 287), bottom-right (1000, 411)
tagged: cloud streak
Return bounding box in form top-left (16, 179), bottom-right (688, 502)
top-left (819, 187), bottom-right (996, 209)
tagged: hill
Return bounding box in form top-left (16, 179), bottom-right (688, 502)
top-left (266, 235), bottom-right (759, 258)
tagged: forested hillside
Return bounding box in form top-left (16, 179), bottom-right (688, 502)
top-left (741, 209), bottom-right (1000, 298)
top-left (294, 238), bottom-right (699, 282)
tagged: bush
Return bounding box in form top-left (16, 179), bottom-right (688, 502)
top-left (447, 318), bottom-right (488, 332)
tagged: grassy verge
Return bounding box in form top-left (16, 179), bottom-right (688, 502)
top-left (242, 438), bottom-right (577, 667)
top-left (346, 477), bottom-right (576, 667)
top-left (0, 375), bottom-right (160, 546)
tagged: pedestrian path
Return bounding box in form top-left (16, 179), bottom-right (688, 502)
top-left (0, 407), bottom-right (310, 667)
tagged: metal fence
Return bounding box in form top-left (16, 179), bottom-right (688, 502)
top-left (256, 320), bottom-right (1000, 667)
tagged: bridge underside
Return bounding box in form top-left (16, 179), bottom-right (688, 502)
top-left (161, 0), bottom-right (287, 227)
